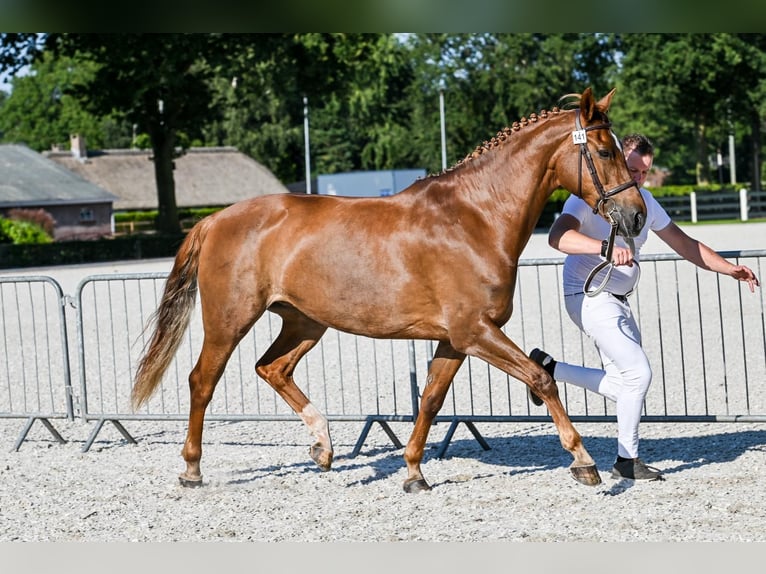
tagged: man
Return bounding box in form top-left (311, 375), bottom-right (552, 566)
top-left (530, 134), bottom-right (760, 481)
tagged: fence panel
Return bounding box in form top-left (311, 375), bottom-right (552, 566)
top-left (747, 190), bottom-right (766, 218)
top-left (75, 273), bottom-right (421, 450)
top-left (7, 249), bottom-right (761, 454)
top-left (630, 252), bottom-right (766, 419)
top-left (0, 276), bottom-right (72, 449)
top-left (433, 250), bottom-right (766, 429)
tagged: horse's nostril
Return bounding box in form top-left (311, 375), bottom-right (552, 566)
top-left (635, 212), bottom-right (645, 232)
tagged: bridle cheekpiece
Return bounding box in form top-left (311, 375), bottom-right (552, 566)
top-left (573, 109), bottom-right (638, 216)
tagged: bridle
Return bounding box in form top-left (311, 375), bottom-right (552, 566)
top-left (571, 109), bottom-right (640, 297)
top-left (573, 109), bottom-right (638, 216)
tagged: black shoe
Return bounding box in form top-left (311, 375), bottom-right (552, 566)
top-left (611, 458), bottom-right (664, 481)
top-left (528, 348), bottom-right (556, 406)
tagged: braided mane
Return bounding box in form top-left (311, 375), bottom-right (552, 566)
top-left (430, 106), bottom-right (564, 177)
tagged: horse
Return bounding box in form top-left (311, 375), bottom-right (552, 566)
top-left (132, 87), bottom-right (646, 492)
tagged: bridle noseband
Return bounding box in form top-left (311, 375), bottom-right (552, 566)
top-left (572, 109), bottom-right (640, 297)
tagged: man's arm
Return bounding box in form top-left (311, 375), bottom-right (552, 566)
top-left (655, 222), bottom-right (760, 292)
top-left (549, 214), bottom-right (634, 266)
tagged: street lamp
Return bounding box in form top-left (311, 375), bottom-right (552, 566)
top-left (724, 105), bottom-right (736, 187)
top-left (439, 79), bottom-right (447, 171)
top-left (303, 96), bottom-right (312, 194)
top-left (717, 148), bottom-right (723, 186)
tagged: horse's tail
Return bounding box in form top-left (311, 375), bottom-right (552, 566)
top-left (131, 219), bottom-right (209, 410)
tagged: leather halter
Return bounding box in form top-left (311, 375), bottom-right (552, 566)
top-left (573, 109), bottom-right (638, 215)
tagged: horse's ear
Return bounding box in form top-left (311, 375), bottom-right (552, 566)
top-left (596, 88), bottom-right (617, 113)
top-left (580, 87), bottom-right (596, 121)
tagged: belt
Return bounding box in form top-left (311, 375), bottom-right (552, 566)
top-left (566, 291), bottom-right (629, 303)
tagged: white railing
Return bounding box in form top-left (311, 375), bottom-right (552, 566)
top-left (657, 189), bottom-right (766, 222)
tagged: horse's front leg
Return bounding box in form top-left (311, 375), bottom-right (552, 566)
top-left (464, 321), bottom-right (601, 486)
top-left (403, 342), bottom-right (465, 493)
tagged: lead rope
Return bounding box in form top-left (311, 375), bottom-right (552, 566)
top-left (583, 223), bottom-right (617, 296)
top-left (584, 225), bottom-right (640, 298)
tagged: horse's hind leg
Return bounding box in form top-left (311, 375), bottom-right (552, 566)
top-left (403, 341), bottom-right (466, 493)
top-left (181, 334), bottom-right (245, 486)
top-left (256, 310), bottom-right (332, 471)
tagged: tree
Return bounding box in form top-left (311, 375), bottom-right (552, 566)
top-left (722, 34), bottom-right (766, 191)
top-left (203, 34), bottom-right (415, 182)
top-left (401, 34), bottom-right (622, 174)
top-left (0, 33), bottom-right (43, 76)
top-left (5, 33), bottom-right (764, 209)
top-left (613, 33), bottom-right (766, 188)
top-left (0, 50), bottom-right (129, 150)
top-left (42, 34), bottom-right (242, 233)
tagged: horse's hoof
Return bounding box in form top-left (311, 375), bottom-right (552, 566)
top-left (403, 478), bottom-right (432, 493)
top-left (570, 464), bottom-right (602, 486)
top-left (309, 444), bottom-right (333, 471)
top-left (178, 473), bottom-right (203, 487)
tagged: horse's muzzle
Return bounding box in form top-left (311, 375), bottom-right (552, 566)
top-left (615, 206), bottom-right (645, 238)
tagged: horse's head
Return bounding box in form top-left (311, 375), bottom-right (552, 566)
top-left (556, 87), bottom-right (646, 238)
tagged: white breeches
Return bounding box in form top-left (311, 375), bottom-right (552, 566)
top-left (556, 292), bottom-right (652, 459)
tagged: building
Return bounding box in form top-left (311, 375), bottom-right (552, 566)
top-left (317, 169), bottom-right (426, 197)
top-left (45, 136), bottom-right (289, 212)
top-left (0, 143), bottom-right (117, 240)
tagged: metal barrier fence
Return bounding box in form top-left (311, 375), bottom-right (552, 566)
top-left (434, 251), bottom-right (766, 451)
top-left (0, 276), bottom-right (73, 450)
top-left (74, 272), bottom-right (424, 453)
top-left (3, 250), bottom-right (765, 455)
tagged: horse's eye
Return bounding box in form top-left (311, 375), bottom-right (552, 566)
top-left (598, 149), bottom-right (612, 159)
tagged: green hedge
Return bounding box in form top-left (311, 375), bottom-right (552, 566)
top-left (0, 233), bottom-right (186, 269)
top-left (114, 207), bottom-right (222, 223)
top-left (0, 217), bottom-right (54, 245)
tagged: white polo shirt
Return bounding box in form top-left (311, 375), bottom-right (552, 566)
top-left (559, 188), bottom-right (672, 296)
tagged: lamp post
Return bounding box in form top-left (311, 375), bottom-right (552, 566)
top-left (303, 96), bottom-right (312, 194)
top-left (726, 105), bottom-right (736, 186)
top-left (717, 148), bottom-right (723, 186)
top-left (428, 79), bottom-right (448, 367)
top-left (439, 79), bottom-right (447, 171)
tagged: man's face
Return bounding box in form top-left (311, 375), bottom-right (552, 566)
top-left (625, 148), bottom-right (653, 188)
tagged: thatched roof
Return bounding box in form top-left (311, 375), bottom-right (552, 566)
top-left (45, 146), bottom-right (289, 211)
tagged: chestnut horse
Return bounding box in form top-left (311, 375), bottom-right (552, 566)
top-left (132, 87), bottom-right (646, 492)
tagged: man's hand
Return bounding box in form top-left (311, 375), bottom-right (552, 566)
top-left (609, 245), bottom-right (634, 267)
top-left (729, 265), bottom-right (760, 293)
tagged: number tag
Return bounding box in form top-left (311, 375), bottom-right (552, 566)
top-left (572, 129), bottom-right (587, 144)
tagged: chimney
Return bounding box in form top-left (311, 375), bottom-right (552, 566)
top-left (70, 134), bottom-right (87, 160)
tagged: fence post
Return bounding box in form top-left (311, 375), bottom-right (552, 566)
top-left (690, 191), bottom-right (697, 223)
top-left (408, 339), bottom-right (420, 419)
top-left (740, 188), bottom-right (749, 221)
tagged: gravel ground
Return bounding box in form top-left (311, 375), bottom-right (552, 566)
top-left (2, 222), bottom-right (765, 546)
top-left (2, 413), bottom-right (765, 542)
